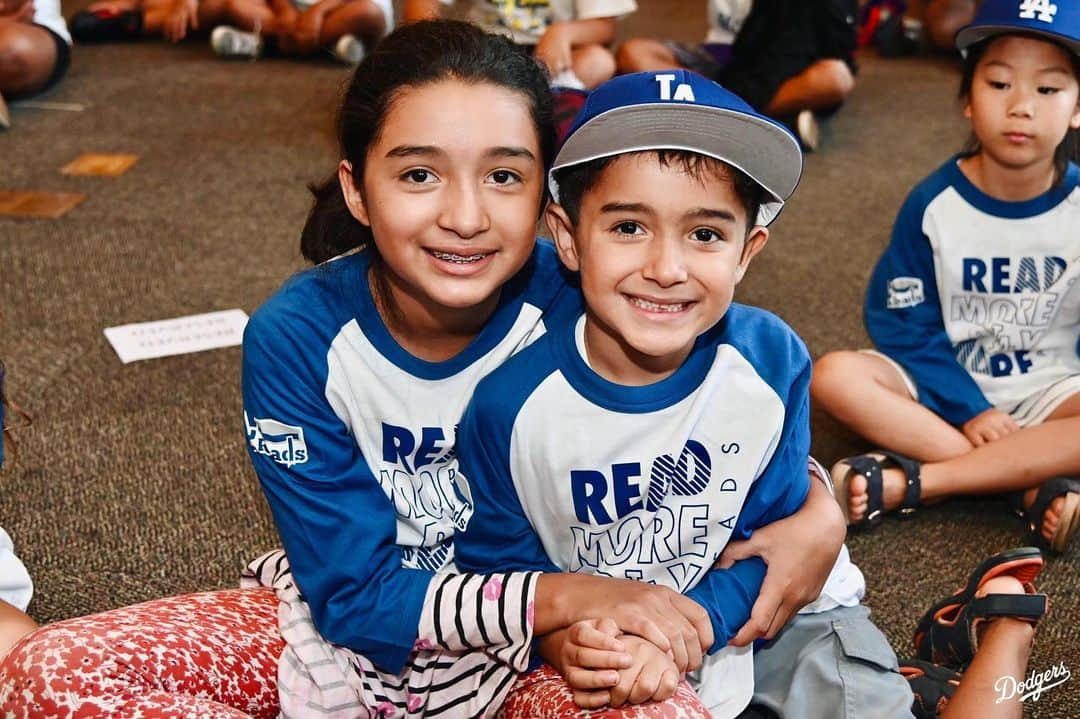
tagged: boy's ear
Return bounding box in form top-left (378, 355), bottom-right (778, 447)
top-left (546, 203), bottom-right (581, 272)
top-left (735, 226), bottom-right (769, 284)
top-left (339, 161), bottom-right (370, 226)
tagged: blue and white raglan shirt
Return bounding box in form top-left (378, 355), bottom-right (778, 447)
top-left (866, 157), bottom-right (1080, 426)
top-left (454, 305), bottom-right (811, 717)
top-left (241, 242), bottom-right (580, 718)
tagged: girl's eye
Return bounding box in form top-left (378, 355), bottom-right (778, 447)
top-left (614, 221), bottom-right (643, 236)
top-left (488, 170), bottom-right (521, 185)
top-left (692, 228), bottom-right (723, 244)
top-left (1038, 86), bottom-right (1062, 95)
top-left (988, 80), bottom-right (1009, 90)
top-left (403, 169), bottom-right (436, 184)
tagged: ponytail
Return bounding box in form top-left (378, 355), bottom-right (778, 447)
top-left (300, 174), bottom-right (372, 265)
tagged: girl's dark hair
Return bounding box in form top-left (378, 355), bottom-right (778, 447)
top-left (300, 20), bottom-right (555, 265)
top-left (553, 150), bottom-right (766, 234)
top-left (959, 34), bottom-right (1080, 181)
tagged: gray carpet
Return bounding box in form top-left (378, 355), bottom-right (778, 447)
top-left (1, 1), bottom-right (1077, 716)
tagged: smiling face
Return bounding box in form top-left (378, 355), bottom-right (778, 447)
top-left (965, 35), bottom-right (1080, 175)
top-left (548, 153), bottom-right (769, 385)
top-left (340, 78), bottom-right (545, 333)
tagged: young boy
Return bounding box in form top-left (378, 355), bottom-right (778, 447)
top-left (403, 0), bottom-right (636, 89)
top-left (453, 71), bottom-right (1048, 719)
top-left (615, 0), bottom-right (858, 151)
top-left (452, 68), bottom-right (816, 716)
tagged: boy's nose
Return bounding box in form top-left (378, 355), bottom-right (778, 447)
top-left (643, 237), bottom-right (688, 286)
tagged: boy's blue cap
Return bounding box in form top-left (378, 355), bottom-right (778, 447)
top-left (549, 70), bottom-right (803, 227)
top-left (956, 0), bottom-right (1080, 55)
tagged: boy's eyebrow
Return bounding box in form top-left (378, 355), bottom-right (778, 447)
top-left (599, 202), bottom-right (653, 214)
top-left (685, 207), bottom-right (738, 224)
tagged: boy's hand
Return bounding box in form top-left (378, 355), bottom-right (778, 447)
top-left (962, 408), bottom-right (1019, 446)
top-left (534, 23), bottom-right (573, 75)
top-left (538, 618), bottom-right (632, 708)
top-left (557, 576), bottom-right (712, 674)
top-left (608, 635), bottom-right (681, 707)
top-left (716, 473), bottom-right (844, 645)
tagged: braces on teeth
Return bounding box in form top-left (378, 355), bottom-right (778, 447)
top-left (432, 250), bottom-right (488, 263)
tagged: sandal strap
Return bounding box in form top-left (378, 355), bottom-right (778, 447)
top-left (968, 593), bottom-right (1047, 624)
top-left (1028, 477), bottom-right (1080, 527)
top-left (846, 454), bottom-right (886, 528)
top-left (878, 450), bottom-right (922, 516)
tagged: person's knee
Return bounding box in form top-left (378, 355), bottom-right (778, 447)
top-left (573, 45), bottom-right (616, 88)
top-left (811, 351), bottom-right (864, 406)
top-left (815, 59), bottom-right (855, 104)
top-left (615, 37), bottom-right (659, 74)
top-left (0, 28), bottom-right (52, 95)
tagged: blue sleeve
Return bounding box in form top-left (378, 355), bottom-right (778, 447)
top-left (453, 393), bottom-right (560, 576)
top-left (242, 307), bottom-right (433, 674)
top-left (864, 191), bottom-right (992, 425)
top-left (685, 343), bottom-right (812, 651)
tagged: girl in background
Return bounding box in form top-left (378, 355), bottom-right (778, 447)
top-left (814, 0), bottom-right (1080, 553)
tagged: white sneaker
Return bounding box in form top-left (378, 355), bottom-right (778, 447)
top-left (211, 26), bottom-right (262, 59)
top-left (0, 91), bottom-right (10, 130)
top-left (332, 34), bottom-right (366, 65)
top-left (796, 109), bottom-right (820, 152)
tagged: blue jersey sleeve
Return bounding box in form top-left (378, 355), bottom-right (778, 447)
top-left (865, 190), bottom-right (992, 425)
top-left (685, 341), bottom-right (812, 651)
top-left (242, 303), bottom-right (433, 674)
top-left (453, 391), bottom-right (561, 576)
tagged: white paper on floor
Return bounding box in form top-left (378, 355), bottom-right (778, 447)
top-left (104, 309), bottom-right (249, 363)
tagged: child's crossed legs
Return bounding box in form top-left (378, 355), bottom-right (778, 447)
top-left (812, 349), bottom-right (1080, 545)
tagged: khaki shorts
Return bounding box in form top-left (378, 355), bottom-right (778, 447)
top-left (751, 605), bottom-right (915, 719)
top-left (859, 349), bottom-right (1080, 427)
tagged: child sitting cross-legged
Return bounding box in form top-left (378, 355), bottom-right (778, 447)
top-left (812, 0), bottom-right (1080, 553)
top-left (452, 71), bottom-right (1052, 719)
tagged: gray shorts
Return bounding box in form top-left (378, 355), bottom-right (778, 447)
top-left (751, 605), bottom-right (916, 719)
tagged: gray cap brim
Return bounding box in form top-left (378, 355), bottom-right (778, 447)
top-left (549, 103), bottom-right (803, 227)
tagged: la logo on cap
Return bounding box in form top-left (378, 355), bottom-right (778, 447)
top-left (655, 74), bottom-right (696, 102)
top-left (1019, 0), bottom-right (1057, 23)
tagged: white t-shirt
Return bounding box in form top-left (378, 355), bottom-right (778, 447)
top-left (705, 0), bottom-right (753, 45)
top-left (446, 0), bottom-right (637, 45)
top-left (0, 528), bottom-right (32, 612)
top-left (31, 0), bottom-right (71, 45)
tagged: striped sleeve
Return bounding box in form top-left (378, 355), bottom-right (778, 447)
top-left (417, 572), bottom-right (539, 670)
top-left (243, 552), bottom-right (539, 718)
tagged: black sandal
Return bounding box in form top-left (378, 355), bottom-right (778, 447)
top-left (913, 547), bottom-right (1046, 670)
top-left (900, 659), bottom-right (961, 719)
top-left (830, 450), bottom-right (921, 530)
top-left (1007, 477), bottom-right (1080, 553)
